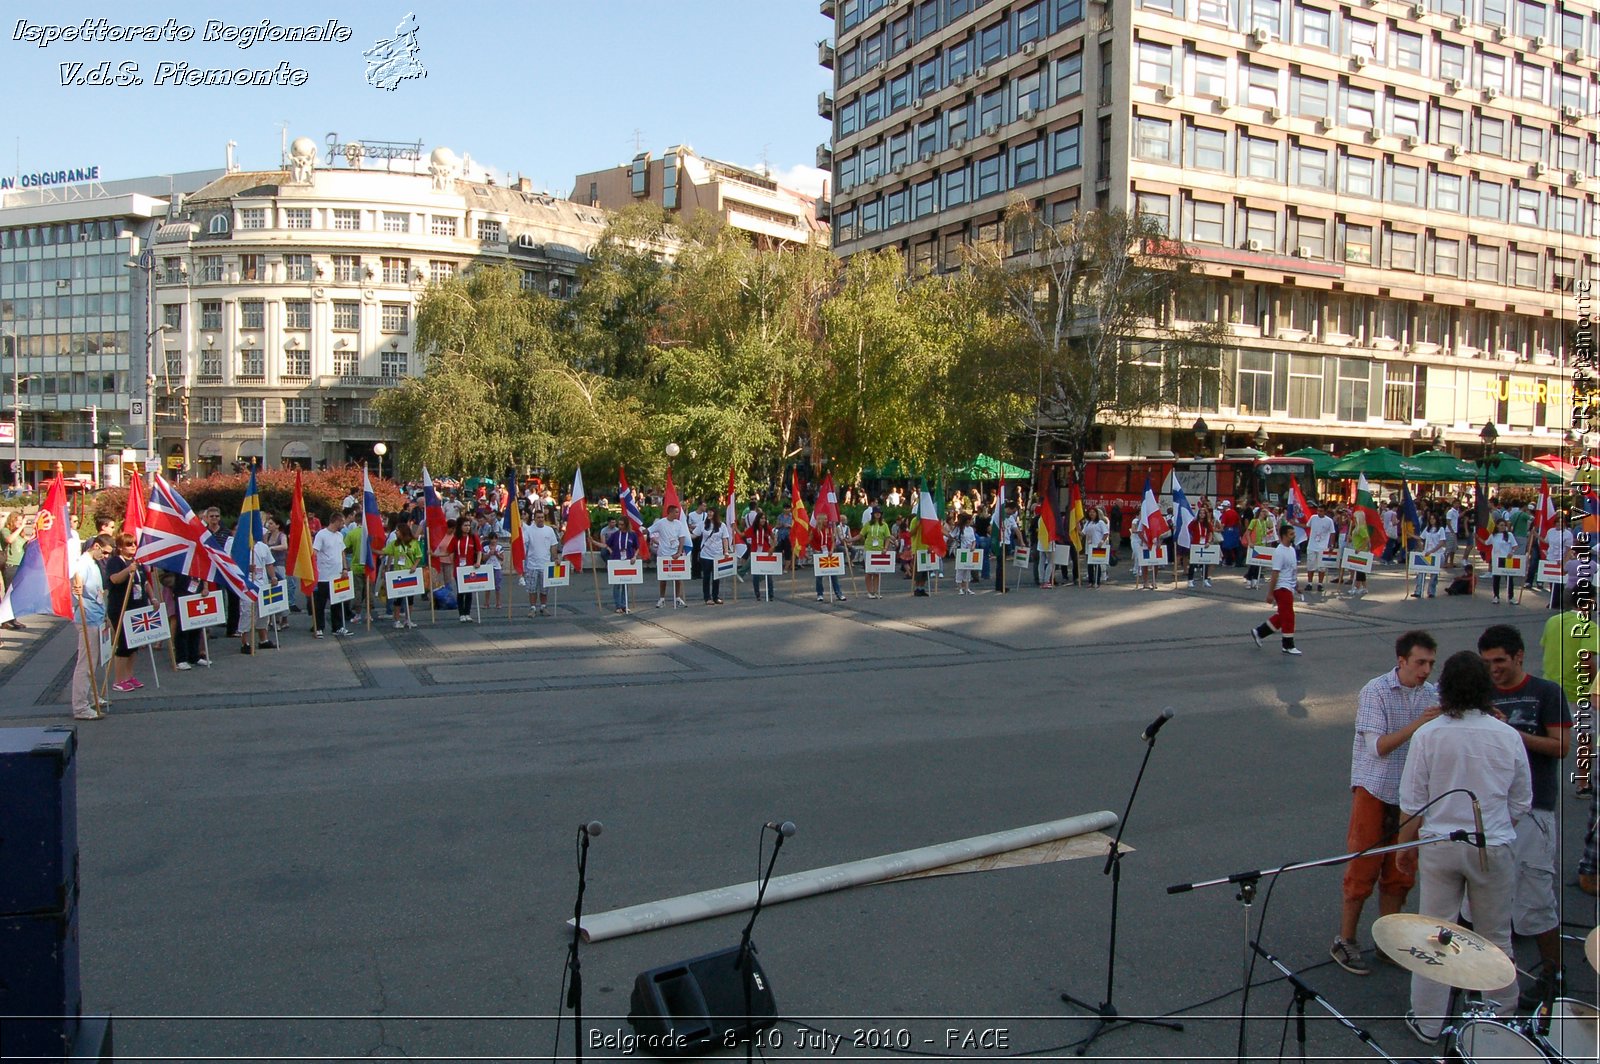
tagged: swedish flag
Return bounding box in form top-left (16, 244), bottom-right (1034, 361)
top-left (231, 465), bottom-right (264, 590)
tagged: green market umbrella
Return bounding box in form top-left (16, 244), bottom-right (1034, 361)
top-left (1287, 447), bottom-right (1338, 476)
top-left (1406, 449), bottom-right (1480, 483)
top-left (1479, 452), bottom-right (1562, 485)
top-left (1328, 447), bottom-right (1430, 481)
top-left (955, 453), bottom-right (1031, 480)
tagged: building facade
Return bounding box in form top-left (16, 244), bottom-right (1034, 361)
top-left (821, 0), bottom-right (1599, 460)
top-left (0, 169), bottom-right (222, 487)
top-left (154, 139), bottom-right (610, 474)
top-left (573, 145), bottom-right (829, 247)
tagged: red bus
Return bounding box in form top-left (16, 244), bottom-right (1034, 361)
top-left (1040, 451), bottom-right (1318, 537)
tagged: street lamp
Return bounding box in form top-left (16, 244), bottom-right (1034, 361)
top-left (373, 441), bottom-right (388, 481)
top-left (1252, 427), bottom-right (1270, 451)
top-left (1191, 416), bottom-right (1210, 455)
top-left (1476, 420), bottom-right (1499, 535)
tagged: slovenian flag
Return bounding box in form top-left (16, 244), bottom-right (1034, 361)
top-left (389, 570), bottom-right (422, 593)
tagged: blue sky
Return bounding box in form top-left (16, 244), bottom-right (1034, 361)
top-left (1, 1), bottom-right (835, 196)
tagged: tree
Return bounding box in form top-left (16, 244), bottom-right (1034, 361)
top-left (968, 203), bottom-right (1227, 477)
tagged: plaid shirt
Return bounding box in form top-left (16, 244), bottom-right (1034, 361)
top-left (1350, 668), bottom-right (1438, 805)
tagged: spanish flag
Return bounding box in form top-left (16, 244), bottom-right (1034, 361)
top-left (287, 467), bottom-right (317, 596)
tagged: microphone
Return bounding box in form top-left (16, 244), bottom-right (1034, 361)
top-left (1140, 708), bottom-right (1175, 744)
top-left (580, 820), bottom-right (603, 838)
top-left (764, 820), bottom-right (797, 838)
top-left (1469, 792), bottom-right (1487, 872)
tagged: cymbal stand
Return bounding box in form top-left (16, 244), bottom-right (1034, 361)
top-left (1249, 941), bottom-right (1404, 1064)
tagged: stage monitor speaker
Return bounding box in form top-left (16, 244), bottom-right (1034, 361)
top-left (627, 944), bottom-right (778, 1057)
top-left (0, 895), bottom-right (82, 1062)
top-left (0, 727), bottom-right (78, 916)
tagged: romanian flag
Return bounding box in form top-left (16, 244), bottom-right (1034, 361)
top-left (619, 466), bottom-right (649, 560)
top-left (1066, 481), bottom-right (1085, 553)
top-left (287, 467), bottom-right (317, 596)
top-left (231, 464), bottom-right (265, 590)
top-left (914, 480), bottom-right (947, 558)
top-left (505, 468), bottom-right (525, 573)
top-left (562, 467), bottom-right (591, 568)
top-left (790, 468), bottom-right (811, 560)
top-left (1399, 482), bottom-right (1422, 551)
top-left (1355, 474), bottom-right (1388, 556)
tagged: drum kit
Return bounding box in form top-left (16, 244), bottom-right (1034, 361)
top-left (1371, 915), bottom-right (1598, 1063)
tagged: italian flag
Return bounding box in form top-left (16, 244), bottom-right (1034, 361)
top-left (1355, 474), bottom-right (1388, 556)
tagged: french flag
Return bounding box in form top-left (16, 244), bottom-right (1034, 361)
top-left (1138, 478), bottom-right (1170, 544)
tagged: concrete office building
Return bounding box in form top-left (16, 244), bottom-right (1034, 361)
top-left (0, 169), bottom-right (222, 486)
top-left (153, 138), bottom-right (610, 474)
top-left (820, 0), bottom-right (1598, 458)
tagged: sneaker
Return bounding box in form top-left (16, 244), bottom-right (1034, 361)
top-left (128, 678), bottom-right (144, 689)
top-left (196, 658), bottom-right (211, 667)
top-left (1204, 579), bottom-right (1213, 587)
top-left (1188, 579), bottom-right (1196, 588)
top-left (395, 621), bottom-right (406, 630)
top-left (175, 662), bottom-right (193, 671)
top-left (459, 616), bottom-right (473, 623)
top-left (656, 598), bottom-right (665, 609)
top-left (1493, 597), bottom-right (1500, 604)
top-left (1330, 937), bottom-right (1371, 975)
top-left (1251, 627), bottom-right (1263, 648)
top-left (528, 608), bottom-right (539, 617)
top-left (817, 594), bottom-right (825, 601)
top-left (112, 679), bottom-right (137, 692)
top-left (405, 620), bottom-right (418, 629)
top-left (1404, 1010), bottom-right (1441, 1046)
top-left (1282, 646), bottom-right (1303, 656)
top-left (674, 598), bottom-right (687, 608)
top-left (836, 597), bottom-right (847, 602)
top-left (313, 631), bottom-right (325, 639)
top-left (239, 645), bottom-right (253, 655)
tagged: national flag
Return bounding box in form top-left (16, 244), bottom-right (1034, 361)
top-left (362, 465), bottom-right (387, 579)
top-left (123, 467), bottom-right (147, 537)
top-left (259, 580), bottom-right (288, 614)
top-left (121, 604), bottom-right (169, 649)
top-left (1138, 478), bottom-right (1170, 545)
top-left (1035, 469), bottom-right (1061, 549)
top-left (725, 466), bottom-right (745, 553)
top-left (422, 466), bottom-right (449, 572)
top-left (914, 480), bottom-right (947, 558)
top-left (178, 590), bottom-right (227, 629)
top-left (1355, 474), bottom-right (1388, 556)
top-left (1169, 473), bottom-right (1196, 549)
top-left (0, 542), bottom-right (54, 623)
top-left (505, 468), bottom-right (526, 574)
top-left (562, 468), bottom-right (591, 568)
top-left (34, 476), bottom-right (73, 619)
top-left (1287, 478), bottom-right (1315, 543)
top-left (1533, 477), bottom-right (1558, 539)
top-left (814, 472), bottom-right (841, 526)
top-left (995, 477), bottom-right (1008, 547)
top-left (388, 570), bottom-right (422, 593)
top-left (231, 465), bottom-right (265, 589)
top-left (1399, 482), bottom-right (1422, 550)
top-left (1066, 481), bottom-right (1085, 552)
top-left (662, 465), bottom-right (682, 516)
top-left (790, 468), bottom-right (811, 559)
top-left (618, 466), bottom-right (650, 560)
top-left (137, 473), bottom-right (250, 599)
top-left (287, 467), bottom-right (316, 597)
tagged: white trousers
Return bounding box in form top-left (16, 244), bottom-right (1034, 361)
top-left (1409, 841), bottom-right (1518, 1038)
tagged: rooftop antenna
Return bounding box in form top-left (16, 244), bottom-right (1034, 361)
top-left (760, 142), bottom-right (772, 176)
top-left (631, 128), bottom-right (645, 153)
top-left (278, 122), bottom-right (290, 167)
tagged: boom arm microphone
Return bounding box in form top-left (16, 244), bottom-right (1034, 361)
top-left (764, 820), bottom-right (797, 838)
top-left (580, 820), bottom-right (603, 837)
top-left (1468, 792), bottom-right (1486, 872)
top-left (1141, 708), bottom-right (1175, 744)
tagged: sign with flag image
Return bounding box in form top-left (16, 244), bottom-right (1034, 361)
top-left (750, 552), bottom-right (784, 576)
top-left (99, 623), bottom-right (113, 664)
top-left (1537, 559), bottom-right (1564, 585)
top-left (1138, 546), bottom-right (1169, 567)
top-left (1248, 546), bottom-right (1277, 569)
top-left (177, 590), bottom-right (227, 631)
top-left (1189, 545), bottom-right (1222, 566)
top-left (607, 559), bottom-right (644, 585)
top-left (121, 604), bottom-right (169, 649)
top-left (955, 548), bottom-right (985, 572)
top-left (544, 561), bottom-right (571, 588)
top-left (714, 557), bottom-right (737, 580)
top-left (1320, 549), bottom-right (1341, 568)
top-left (1013, 545), bottom-right (1031, 567)
top-left (1408, 552), bottom-right (1442, 575)
top-left (1491, 554), bottom-right (1525, 578)
top-left (455, 565), bottom-right (494, 594)
top-left (1341, 549), bottom-right (1375, 574)
top-left (1087, 546), bottom-right (1110, 567)
top-left (330, 573), bottom-right (357, 604)
top-left (863, 551), bottom-right (895, 574)
top-left (916, 550), bottom-right (942, 573)
top-left (812, 552), bottom-right (845, 576)
top-left (385, 568), bottom-right (426, 599)
top-left (258, 580), bottom-right (289, 617)
top-left (656, 556), bottom-right (689, 582)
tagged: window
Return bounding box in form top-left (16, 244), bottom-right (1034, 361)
top-left (200, 398), bottom-right (222, 424)
top-left (1342, 154), bottom-right (1375, 197)
top-left (1191, 125), bottom-right (1227, 170)
top-left (1515, 0), bottom-right (1546, 38)
top-left (1390, 97), bottom-right (1422, 138)
top-left (975, 153), bottom-right (1004, 198)
top-left (912, 178), bottom-right (938, 217)
top-left (1344, 222), bottom-right (1374, 263)
top-left (199, 255), bottom-right (224, 282)
top-left (430, 215), bottom-right (458, 237)
top-left (163, 257), bottom-right (184, 284)
top-left (1246, 64), bottom-right (1279, 108)
top-left (429, 260), bottom-right (456, 283)
top-left (1346, 17), bottom-right (1377, 58)
top-left (381, 211), bottom-right (410, 233)
top-left (1513, 187), bottom-right (1542, 226)
top-left (1471, 242), bottom-right (1501, 282)
top-left (283, 398), bottom-right (311, 425)
top-left (332, 255), bottom-right (362, 283)
top-left (1241, 135), bottom-right (1278, 179)
top-left (1438, 41), bottom-right (1466, 82)
top-left (1196, 0), bottom-right (1229, 25)
top-left (1138, 41), bottom-right (1173, 84)
top-left (1055, 52), bottom-right (1083, 98)
top-left (943, 166), bottom-right (970, 207)
top-left (238, 398), bottom-right (264, 424)
top-left (200, 350), bottom-right (222, 380)
top-left (380, 257), bottom-right (410, 285)
top-left (1134, 116), bottom-right (1173, 160)
top-left (284, 346), bottom-right (311, 378)
top-left (1435, 106), bottom-right (1466, 145)
top-left (1298, 5), bottom-right (1331, 47)
top-left (207, 214), bottom-right (230, 234)
top-left (1473, 179), bottom-right (1505, 220)
top-left (381, 304), bottom-right (410, 333)
top-left (332, 350), bottom-right (359, 377)
top-left (164, 350), bottom-right (183, 378)
top-left (284, 300), bottom-right (311, 331)
top-left (1292, 144), bottom-right (1332, 188)
top-left (162, 304), bottom-right (182, 330)
top-left (978, 19), bottom-right (1006, 63)
top-left (476, 219), bottom-right (503, 243)
top-left (239, 300), bottom-right (265, 329)
top-left (1517, 62), bottom-right (1545, 103)
top-left (1433, 171), bottom-right (1463, 212)
top-left (1336, 358), bottom-right (1370, 420)
top-left (1413, 303), bottom-right (1448, 347)
top-left (1516, 124), bottom-right (1544, 163)
top-left (238, 254), bottom-right (261, 282)
top-left (237, 207), bottom-right (266, 230)
top-left (1189, 199), bottom-right (1226, 243)
top-left (1343, 86), bottom-right (1376, 128)
top-left (1015, 70), bottom-right (1043, 113)
top-left (283, 207), bottom-right (311, 229)
top-left (1243, 207), bottom-right (1277, 247)
top-left (1012, 139), bottom-right (1043, 185)
top-left (332, 209), bottom-right (361, 231)
top-left (1050, 126), bottom-right (1082, 172)
top-left (283, 253), bottom-right (312, 282)
top-left (1292, 74), bottom-right (1329, 118)
top-left (1249, 0), bottom-right (1282, 35)
top-left (332, 301), bottom-right (360, 330)
top-left (200, 301), bottom-right (222, 330)
top-left (1289, 354), bottom-right (1323, 418)
top-left (1292, 213), bottom-right (1328, 256)
top-left (1237, 350), bottom-right (1276, 415)
top-left (381, 350), bottom-right (408, 379)
top-left (1513, 249), bottom-right (1540, 286)
top-left (1392, 30), bottom-right (1423, 70)
top-left (1388, 162), bottom-right (1421, 205)
top-left (1432, 236), bottom-right (1461, 276)
top-left (1481, 53), bottom-right (1506, 95)
top-left (1283, 288), bottom-right (1319, 333)
top-left (238, 349), bottom-right (264, 379)
top-left (1193, 52), bottom-right (1227, 97)
top-left (1136, 191), bottom-right (1172, 233)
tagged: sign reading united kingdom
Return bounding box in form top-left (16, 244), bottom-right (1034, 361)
top-left (121, 604), bottom-right (169, 649)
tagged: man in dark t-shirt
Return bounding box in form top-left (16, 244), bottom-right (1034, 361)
top-left (1478, 623), bottom-right (1572, 1007)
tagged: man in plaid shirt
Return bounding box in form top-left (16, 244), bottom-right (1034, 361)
top-left (1330, 630), bottom-right (1440, 975)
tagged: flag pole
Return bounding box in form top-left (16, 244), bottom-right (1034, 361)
top-left (75, 591), bottom-right (105, 714)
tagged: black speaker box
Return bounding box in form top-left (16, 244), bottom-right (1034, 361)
top-left (0, 894), bottom-right (82, 1062)
top-left (628, 944), bottom-right (778, 1056)
top-left (0, 727), bottom-right (78, 916)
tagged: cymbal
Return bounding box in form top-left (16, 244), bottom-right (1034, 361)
top-left (1372, 914), bottom-right (1516, 991)
top-left (1587, 927), bottom-right (1597, 973)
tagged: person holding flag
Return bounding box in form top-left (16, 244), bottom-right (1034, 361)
top-left (911, 482), bottom-right (946, 597)
top-left (1033, 481), bottom-right (1062, 588)
top-left (1413, 513), bottom-right (1448, 599)
top-left (602, 513), bottom-right (640, 613)
top-left (618, 467), bottom-right (651, 564)
top-left (1185, 499), bottom-right (1218, 589)
top-left (1354, 473), bottom-right (1389, 561)
top-left (1306, 502), bottom-right (1337, 594)
top-left (521, 508), bottom-right (559, 615)
top-left (1134, 477), bottom-right (1170, 590)
top-left (647, 482), bottom-right (691, 609)
top-left (1063, 481), bottom-right (1085, 586)
top-left (381, 521), bottom-right (423, 628)
top-left (70, 534), bottom-right (114, 719)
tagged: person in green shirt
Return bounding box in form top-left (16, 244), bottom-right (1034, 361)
top-left (342, 507), bottom-right (365, 621)
top-left (1510, 504), bottom-right (1533, 553)
top-left (861, 509), bottom-right (891, 599)
top-left (0, 511), bottom-right (30, 631)
top-left (1346, 513), bottom-right (1372, 596)
top-left (1245, 508), bottom-right (1274, 590)
top-left (380, 521), bottom-right (424, 629)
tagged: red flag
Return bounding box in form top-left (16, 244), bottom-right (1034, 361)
top-left (814, 472), bottom-right (841, 526)
top-left (725, 465), bottom-right (743, 548)
top-left (1354, 474), bottom-right (1388, 557)
top-left (790, 468), bottom-right (811, 559)
top-left (422, 466), bottom-right (449, 572)
top-left (562, 468), bottom-right (591, 569)
top-left (1534, 477), bottom-right (1557, 539)
top-left (663, 466), bottom-right (682, 516)
top-left (37, 475), bottom-right (73, 619)
top-left (123, 468), bottom-right (147, 537)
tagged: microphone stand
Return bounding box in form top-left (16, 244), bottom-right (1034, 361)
top-left (734, 829), bottom-right (786, 1064)
top-left (565, 827), bottom-right (594, 1063)
top-left (1058, 728), bottom-right (1183, 1055)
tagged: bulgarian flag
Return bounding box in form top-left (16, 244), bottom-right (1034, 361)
top-left (1355, 473), bottom-right (1388, 556)
top-left (790, 468), bottom-right (811, 560)
top-left (915, 481), bottom-right (947, 558)
top-left (562, 468), bottom-right (591, 569)
top-left (287, 467), bottom-right (317, 597)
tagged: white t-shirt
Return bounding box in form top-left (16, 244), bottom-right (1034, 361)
top-left (698, 524), bottom-right (733, 561)
top-left (442, 499), bottom-right (462, 522)
top-left (1082, 519), bottom-right (1109, 549)
top-left (312, 527), bottom-right (346, 581)
top-left (648, 517), bottom-right (691, 558)
top-left (685, 510), bottom-right (707, 540)
top-left (1307, 514), bottom-right (1335, 553)
top-left (1271, 542), bottom-right (1299, 591)
top-left (1420, 527), bottom-right (1448, 555)
top-left (1545, 527), bottom-right (1574, 564)
top-left (1445, 507), bottom-right (1460, 535)
top-left (250, 539), bottom-right (276, 587)
top-left (522, 523), bottom-right (559, 569)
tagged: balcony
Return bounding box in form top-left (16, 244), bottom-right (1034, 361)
top-left (236, 374), bottom-right (265, 385)
top-left (818, 41), bottom-right (835, 68)
top-left (818, 92), bottom-right (834, 119)
top-left (318, 375), bottom-right (389, 389)
top-left (820, 0), bottom-right (835, 16)
top-left (816, 143), bottom-right (833, 168)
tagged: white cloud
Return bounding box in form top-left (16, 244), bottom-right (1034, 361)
top-left (771, 164), bottom-right (830, 197)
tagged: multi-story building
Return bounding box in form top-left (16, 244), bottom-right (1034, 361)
top-left (155, 138), bottom-right (611, 474)
top-left (573, 145), bottom-right (829, 247)
top-left (0, 169), bottom-right (222, 486)
top-left (820, 0), bottom-right (1599, 460)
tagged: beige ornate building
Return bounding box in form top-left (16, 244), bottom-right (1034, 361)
top-left (153, 138), bottom-right (610, 473)
top-left (821, 0), bottom-right (1598, 458)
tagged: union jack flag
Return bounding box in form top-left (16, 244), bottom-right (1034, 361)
top-left (137, 473), bottom-right (252, 600)
top-left (129, 607), bottom-right (164, 634)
